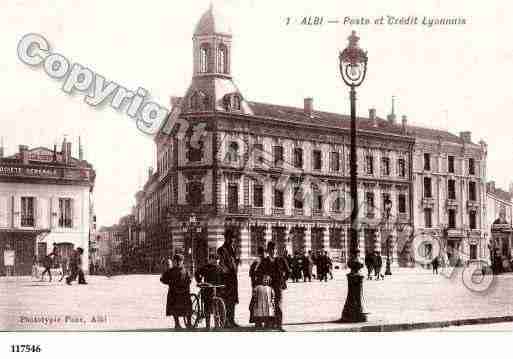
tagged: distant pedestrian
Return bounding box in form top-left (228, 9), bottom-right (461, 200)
top-left (291, 252), bottom-right (303, 282)
top-left (58, 256), bottom-right (68, 282)
top-left (365, 252), bottom-right (374, 280)
top-left (431, 256), bottom-right (440, 275)
top-left (251, 275), bottom-right (275, 329)
top-left (40, 245), bottom-right (58, 282)
top-left (374, 251), bottom-right (384, 280)
top-left (317, 252), bottom-right (329, 282)
top-left (325, 251), bottom-right (334, 280)
top-left (160, 254), bottom-right (192, 329)
top-left (31, 256), bottom-right (39, 279)
top-left (249, 246), bottom-right (266, 326)
top-left (302, 251), bottom-right (313, 282)
top-left (66, 247), bottom-right (87, 285)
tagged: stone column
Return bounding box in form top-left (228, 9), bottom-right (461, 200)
top-left (264, 224), bottom-right (273, 245)
top-left (284, 225), bottom-right (292, 254)
top-left (239, 225), bottom-right (250, 266)
top-left (391, 228), bottom-right (399, 267)
top-left (322, 225), bottom-right (330, 251)
top-left (304, 225), bottom-right (312, 253)
top-left (374, 228), bottom-right (382, 253)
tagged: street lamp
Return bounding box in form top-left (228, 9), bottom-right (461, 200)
top-left (339, 30), bottom-right (368, 323)
top-left (182, 213), bottom-right (201, 274)
top-left (384, 198), bottom-right (393, 275)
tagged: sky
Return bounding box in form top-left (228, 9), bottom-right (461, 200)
top-left (1, 0), bottom-right (512, 227)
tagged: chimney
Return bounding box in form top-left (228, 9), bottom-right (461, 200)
top-left (368, 108), bottom-right (377, 127)
top-left (53, 144), bottom-right (57, 162)
top-left (387, 96), bottom-right (397, 123)
top-left (460, 131), bottom-right (471, 143)
top-left (0, 137), bottom-right (4, 160)
top-left (79, 136), bottom-right (83, 161)
top-left (19, 145), bottom-right (29, 164)
top-left (401, 115), bottom-right (408, 132)
top-left (304, 97), bottom-right (313, 117)
top-left (148, 166), bottom-right (154, 178)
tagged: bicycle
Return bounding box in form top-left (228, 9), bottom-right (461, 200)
top-left (190, 283), bottom-right (226, 329)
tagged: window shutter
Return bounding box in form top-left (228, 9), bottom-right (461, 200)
top-left (73, 198), bottom-right (81, 229)
top-left (13, 196), bottom-right (20, 228)
top-left (0, 195), bottom-right (8, 228)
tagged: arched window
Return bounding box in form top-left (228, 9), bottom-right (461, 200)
top-left (190, 92), bottom-right (200, 110)
top-left (218, 44), bottom-right (228, 73)
top-left (226, 141), bottom-right (239, 162)
top-left (199, 44), bottom-right (210, 73)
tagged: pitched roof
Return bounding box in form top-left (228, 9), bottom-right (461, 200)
top-left (194, 5), bottom-right (232, 36)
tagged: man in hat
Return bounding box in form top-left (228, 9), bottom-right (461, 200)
top-left (260, 241), bottom-right (290, 329)
top-left (217, 232), bottom-right (240, 328)
top-left (66, 247), bottom-right (87, 285)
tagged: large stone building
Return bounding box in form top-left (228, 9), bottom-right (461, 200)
top-left (0, 139), bottom-right (95, 275)
top-left (410, 129), bottom-right (488, 266)
top-left (129, 6), bottom-right (488, 271)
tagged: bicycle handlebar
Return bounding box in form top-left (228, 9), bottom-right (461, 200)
top-left (197, 283), bottom-right (225, 289)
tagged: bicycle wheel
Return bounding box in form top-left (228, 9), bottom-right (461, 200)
top-left (190, 293), bottom-right (201, 328)
top-left (212, 297), bottom-right (226, 329)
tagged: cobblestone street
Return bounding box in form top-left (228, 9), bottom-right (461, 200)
top-left (2, 267), bottom-right (513, 331)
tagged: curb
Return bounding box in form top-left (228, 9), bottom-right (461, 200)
top-left (301, 315), bottom-right (513, 332)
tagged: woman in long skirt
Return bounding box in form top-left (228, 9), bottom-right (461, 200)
top-left (160, 254), bottom-right (193, 329)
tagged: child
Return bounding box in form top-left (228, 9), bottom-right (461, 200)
top-left (251, 275), bottom-right (275, 329)
top-left (160, 254), bottom-right (193, 329)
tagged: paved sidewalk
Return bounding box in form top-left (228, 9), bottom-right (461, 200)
top-left (1, 267), bottom-right (512, 331)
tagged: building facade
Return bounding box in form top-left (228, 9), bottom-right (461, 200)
top-left (128, 6), bottom-right (488, 271)
top-left (410, 129), bottom-right (488, 266)
top-left (0, 139), bottom-right (95, 275)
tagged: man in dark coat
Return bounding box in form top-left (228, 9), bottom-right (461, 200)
top-left (40, 243), bottom-right (58, 282)
top-left (431, 256), bottom-right (440, 275)
top-left (66, 247), bottom-right (87, 285)
top-left (302, 251), bottom-right (313, 282)
top-left (161, 254), bottom-right (193, 329)
top-left (260, 241), bottom-right (290, 329)
top-left (374, 251), bottom-right (384, 280)
top-left (217, 234), bottom-right (240, 328)
top-left (365, 252), bottom-right (374, 280)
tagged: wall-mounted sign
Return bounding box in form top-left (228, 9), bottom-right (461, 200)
top-left (0, 166), bottom-right (58, 177)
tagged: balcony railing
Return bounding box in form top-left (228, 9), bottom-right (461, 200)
top-left (273, 208), bottom-right (285, 216)
top-left (312, 209), bottom-right (324, 217)
top-left (293, 208), bottom-right (304, 216)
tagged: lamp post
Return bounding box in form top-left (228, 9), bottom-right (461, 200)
top-left (182, 213), bottom-right (200, 274)
top-left (339, 30), bottom-right (368, 323)
top-left (384, 198), bottom-right (392, 275)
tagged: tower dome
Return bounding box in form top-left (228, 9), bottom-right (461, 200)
top-left (193, 4), bottom-right (232, 36)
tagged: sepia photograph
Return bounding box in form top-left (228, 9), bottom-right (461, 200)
top-left (1, 0), bottom-right (513, 356)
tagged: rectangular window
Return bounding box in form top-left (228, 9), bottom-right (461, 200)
top-left (448, 209), bottom-right (456, 229)
top-left (330, 152), bottom-right (340, 172)
top-left (228, 184), bottom-right (239, 212)
top-left (59, 198), bottom-right (73, 228)
top-left (398, 158), bottom-right (406, 177)
top-left (469, 158), bottom-right (475, 175)
top-left (366, 192), bottom-right (375, 217)
top-left (424, 153), bottom-right (431, 171)
top-left (253, 185), bottom-right (263, 207)
top-left (424, 177), bottom-right (432, 198)
top-left (381, 157), bottom-right (390, 176)
top-left (448, 179), bottom-right (456, 200)
top-left (382, 193), bottom-right (391, 215)
top-left (273, 146), bottom-right (283, 167)
top-left (470, 244), bottom-right (477, 260)
top-left (294, 148), bottom-right (303, 168)
top-left (398, 194), bottom-right (407, 214)
top-left (469, 210), bottom-right (477, 230)
top-left (424, 208), bottom-right (432, 228)
top-left (253, 143), bottom-right (264, 164)
top-left (448, 156), bottom-right (455, 173)
top-left (21, 197), bottom-right (35, 227)
top-left (293, 186), bottom-right (303, 209)
top-left (365, 155), bottom-right (374, 175)
top-left (315, 194), bottom-right (323, 211)
top-left (313, 150), bottom-right (322, 170)
top-left (469, 181), bottom-right (476, 201)
top-left (332, 193), bottom-right (343, 212)
top-left (274, 188), bottom-right (284, 208)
